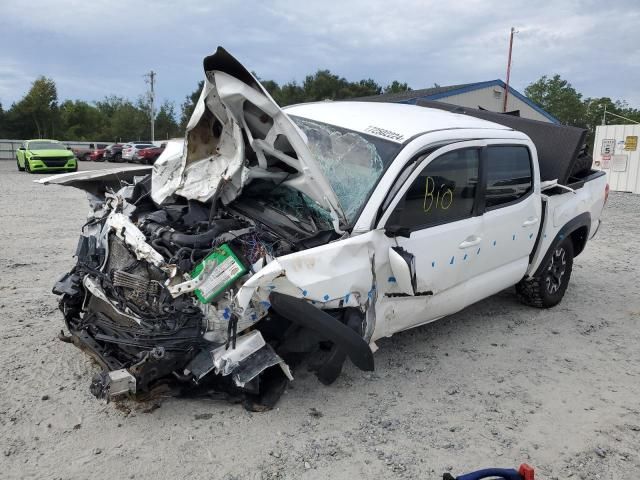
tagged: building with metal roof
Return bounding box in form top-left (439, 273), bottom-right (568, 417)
top-left (356, 79), bottom-right (559, 124)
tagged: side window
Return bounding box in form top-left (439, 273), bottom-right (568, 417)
top-left (485, 146), bottom-right (533, 209)
top-left (387, 148), bottom-right (480, 229)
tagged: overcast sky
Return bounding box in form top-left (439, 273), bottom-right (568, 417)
top-left (1, 0), bottom-right (638, 110)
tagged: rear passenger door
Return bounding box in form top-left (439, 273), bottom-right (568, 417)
top-left (466, 143), bottom-right (540, 305)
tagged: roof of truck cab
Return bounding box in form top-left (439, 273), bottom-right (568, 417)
top-left (284, 101), bottom-right (512, 144)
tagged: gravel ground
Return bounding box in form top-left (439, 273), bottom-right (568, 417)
top-left (1, 160), bottom-right (639, 480)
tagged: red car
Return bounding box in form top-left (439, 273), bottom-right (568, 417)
top-left (88, 148), bottom-right (106, 162)
top-left (131, 143), bottom-right (166, 164)
top-left (72, 143), bottom-right (108, 161)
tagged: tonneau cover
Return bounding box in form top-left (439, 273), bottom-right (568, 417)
top-left (415, 99), bottom-right (587, 185)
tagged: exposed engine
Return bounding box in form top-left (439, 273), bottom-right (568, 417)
top-left (50, 46), bottom-right (375, 411)
top-left (53, 173), bottom-right (314, 409)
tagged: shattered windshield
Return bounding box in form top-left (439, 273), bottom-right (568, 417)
top-left (290, 116), bottom-right (402, 223)
top-left (241, 180), bottom-right (334, 232)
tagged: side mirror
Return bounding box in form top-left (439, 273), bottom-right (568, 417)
top-left (67, 146), bottom-right (73, 150)
top-left (384, 224), bottom-right (411, 238)
top-left (388, 246), bottom-right (417, 296)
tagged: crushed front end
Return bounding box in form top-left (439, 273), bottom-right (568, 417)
top-left (47, 47), bottom-right (376, 411)
top-left (53, 172), bottom-right (302, 409)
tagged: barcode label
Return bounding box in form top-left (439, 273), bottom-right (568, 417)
top-left (198, 256), bottom-right (242, 298)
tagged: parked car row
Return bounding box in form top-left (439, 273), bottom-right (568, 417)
top-left (15, 138), bottom-right (167, 173)
top-left (100, 142), bottom-right (166, 164)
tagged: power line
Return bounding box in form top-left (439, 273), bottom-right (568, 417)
top-left (602, 105), bottom-right (639, 125)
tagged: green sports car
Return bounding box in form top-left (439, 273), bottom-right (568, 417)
top-left (16, 139), bottom-right (78, 173)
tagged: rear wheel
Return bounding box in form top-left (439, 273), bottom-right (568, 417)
top-left (114, 153), bottom-right (122, 163)
top-left (516, 238), bottom-right (574, 308)
top-left (17, 157), bottom-right (24, 171)
top-left (82, 153), bottom-right (91, 162)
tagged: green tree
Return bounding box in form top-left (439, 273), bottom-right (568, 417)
top-left (58, 100), bottom-right (105, 140)
top-left (180, 80), bottom-right (204, 130)
top-left (3, 102), bottom-right (31, 138)
top-left (274, 81), bottom-right (306, 106)
top-left (20, 76), bottom-right (59, 137)
top-left (109, 100), bottom-right (148, 141)
top-left (344, 78), bottom-right (382, 98)
top-left (384, 81), bottom-right (412, 94)
top-left (524, 75), bottom-right (586, 126)
top-left (584, 97), bottom-right (640, 128)
top-left (0, 102), bottom-right (5, 137)
top-left (155, 100), bottom-right (180, 139)
top-left (302, 70), bottom-right (350, 101)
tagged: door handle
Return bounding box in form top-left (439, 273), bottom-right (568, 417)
top-left (459, 235), bottom-right (482, 249)
top-left (522, 217), bottom-right (539, 227)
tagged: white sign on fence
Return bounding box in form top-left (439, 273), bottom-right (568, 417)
top-left (601, 139), bottom-right (616, 155)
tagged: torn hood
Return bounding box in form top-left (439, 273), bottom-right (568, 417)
top-left (152, 47), bottom-right (347, 226)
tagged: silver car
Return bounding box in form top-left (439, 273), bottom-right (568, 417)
top-left (121, 142), bottom-right (155, 162)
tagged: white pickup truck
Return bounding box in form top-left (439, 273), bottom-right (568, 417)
top-left (44, 47), bottom-right (609, 410)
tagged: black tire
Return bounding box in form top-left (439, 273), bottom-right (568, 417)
top-left (114, 152), bottom-right (122, 163)
top-left (516, 238), bottom-right (574, 308)
top-left (17, 157), bottom-right (24, 171)
top-left (82, 153), bottom-right (91, 162)
top-left (25, 158), bottom-right (32, 173)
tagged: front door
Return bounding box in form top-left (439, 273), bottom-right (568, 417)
top-left (377, 144), bottom-right (484, 335)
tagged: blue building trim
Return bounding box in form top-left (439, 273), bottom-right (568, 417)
top-left (401, 79), bottom-right (560, 124)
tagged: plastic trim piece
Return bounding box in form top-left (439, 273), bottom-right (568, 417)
top-left (533, 212), bottom-right (591, 276)
top-left (269, 292), bottom-right (374, 372)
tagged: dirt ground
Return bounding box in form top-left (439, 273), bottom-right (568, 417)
top-left (1, 159), bottom-right (639, 480)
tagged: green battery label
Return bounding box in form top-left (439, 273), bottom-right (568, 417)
top-left (191, 244), bottom-right (247, 303)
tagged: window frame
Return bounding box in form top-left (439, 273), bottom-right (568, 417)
top-left (482, 144), bottom-right (534, 213)
top-left (378, 140), bottom-right (537, 233)
top-left (378, 141), bottom-right (485, 233)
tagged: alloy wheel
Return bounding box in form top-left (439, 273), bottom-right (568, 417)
top-left (545, 247), bottom-right (567, 294)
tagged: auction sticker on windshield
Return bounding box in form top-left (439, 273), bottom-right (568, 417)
top-left (364, 125), bottom-right (405, 142)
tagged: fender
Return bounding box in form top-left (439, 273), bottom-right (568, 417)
top-left (533, 212), bottom-right (590, 277)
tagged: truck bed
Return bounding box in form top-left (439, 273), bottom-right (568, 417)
top-left (527, 169), bottom-right (608, 276)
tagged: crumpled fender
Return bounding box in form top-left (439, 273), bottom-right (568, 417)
top-left (234, 230), bottom-right (386, 312)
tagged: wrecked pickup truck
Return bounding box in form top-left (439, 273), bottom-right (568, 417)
top-left (41, 47), bottom-right (608, 410)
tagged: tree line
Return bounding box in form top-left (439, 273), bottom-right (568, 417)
top-left (524, 75), bottom-right (640, 135)
top-left (0, 70), bottom-right (636, 144)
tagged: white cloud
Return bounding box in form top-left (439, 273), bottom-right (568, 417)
top-left (0, 0), bottom-right (638, 107)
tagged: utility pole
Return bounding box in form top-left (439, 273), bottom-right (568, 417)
top-left (503, 27), bottom-right (517, 113)
top-left (144, 70), bottom-right (156, 141)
